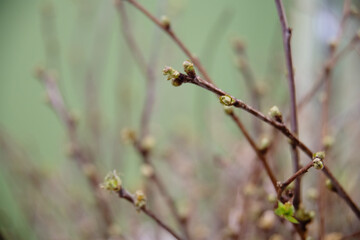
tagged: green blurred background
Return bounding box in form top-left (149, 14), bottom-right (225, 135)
top-left (1, 0), bottom-right (359, 239)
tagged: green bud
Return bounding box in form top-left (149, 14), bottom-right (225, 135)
top-left (161, 15), bottom-right (171, 30)
top-left (313, 158), bottom-right (324, 170)
top-left (219, 95), bottom-right (235, 106)
top-left (183, 60), bottom-right (196, 77)
top-left (101, 170), bottom-right (122, 192)
top-left (268, 106), bottom-right (282, 122)
top-left (134, 190), bottom-right (146, 211)
top-left (313, 151), bottom-right (325, 160)
top-left (259, 136), bottom-right (271, 153)
top-left (141, 135), bottom-right (156, 152)
top-left (162, 66), bottom-right (180, 81)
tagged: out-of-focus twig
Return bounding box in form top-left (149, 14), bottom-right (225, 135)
top-left (36, 69), bottom-right (117, 239)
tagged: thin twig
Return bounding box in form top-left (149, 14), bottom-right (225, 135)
top-left (126, 0), bottom-right (214, 84)
top-left (274, 0), bottom-right (301, 209)
top-left (117, 188), bottom-right (183, 240)
top-left (278, 161), bottom-right (314, 197)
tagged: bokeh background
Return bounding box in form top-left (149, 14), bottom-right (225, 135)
top-left (1, 0), bottom-right (360, 239)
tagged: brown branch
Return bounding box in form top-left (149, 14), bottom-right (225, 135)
top-left (171, 72), bottom-right (360, 220)
top-left (278, 161), bottom-right (314, 197)
top-left (274, 0), bottom-right (301, 209)
top-left (126, 0), bottom-right (214, 84)
top-left (117, 188), bottom-right (183, 240)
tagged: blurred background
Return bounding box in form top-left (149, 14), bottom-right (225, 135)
top-left (1, 0), bottom-right (360, 239)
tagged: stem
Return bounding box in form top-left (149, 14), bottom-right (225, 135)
top-left (118, 188), bottom-right (183, 240)
top-left (278, 161), bottom-right (314, 197)
top-left (274, 0), bottom-right (301, 209)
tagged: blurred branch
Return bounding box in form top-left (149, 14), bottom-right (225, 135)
top-left (36, 69), bottom-right (118, 239)
top-left (232, 39), bottom-right (262, 136)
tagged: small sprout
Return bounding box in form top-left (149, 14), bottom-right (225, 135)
top-left (257, 210), bottom-right (276, 230)
top-left (161, 15), bottom-right (171, 30)
top-left (101, 170), bottom-right (122, 192)
top-left (259, 136), bottom-right (271, 153)
top-left (140, 163), bottom-right (154, 178)
top-left (121, 128), bottom-right (136, 143)
top-left (323, 135), bottom-right (334, 149)
top-left (134, 190), bottom-right (146, 211)
top-left (162, 66), bottom-right (180, 81)
top-left (313, 151), bottom-right (325, 160)
top-left (326, 179), bottom-right (336, 192)
top-left (141, 135), bottom-right (156, 152)
top-left (274, 201), bottom-right (299, 224)
top-left (223, 106), bottom-right (234, 115)
top-left (183, 60), bottom-right (196, 78)
top-left (219, 95), bottom-right (235, 106)
top-left (313, 158), bottom-right (324, 170)
top-left (268, 106), bottom-right (282, 122)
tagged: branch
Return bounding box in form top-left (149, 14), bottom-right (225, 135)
top-left (117, 188), bottom-right (183, 240)
top-left (274, 0), bottom-right (301, 209)
top-left (37, 69), bottom-right (116, 238)
top-left (163, 68), bottom-right (360, 220)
